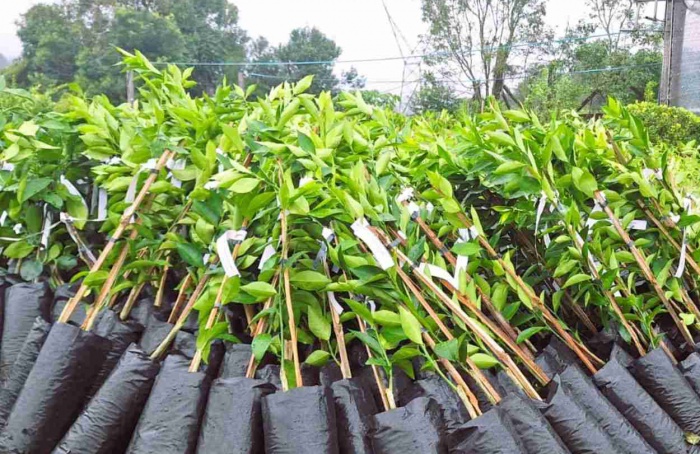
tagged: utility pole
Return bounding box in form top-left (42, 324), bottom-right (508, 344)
top-left (237, 71), bottom-right (245, 90)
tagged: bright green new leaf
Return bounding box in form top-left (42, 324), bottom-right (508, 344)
top-left (290, 270), bottom-right (331, 291)
top-left (399, 306), bottom-right (423, 345)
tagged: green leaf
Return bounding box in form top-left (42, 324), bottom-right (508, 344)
top-left (345, 299), bottom-right (373, 324)
top-left (305, 350), bottom-right (331, 366)
top-left (399, 306), bottom-right (423, 345)
top-left (83, 270), bottom-right (109, 287)
top-left (571, 167), bottom-right (598, 197)
top-left (494, 161), bottom-right (525, 175)
top-left (251, 333), bottom-right (273, 361)
top-left (4, 241), bottom-right (35, 259)
top-left (19, 259), bottom-right (43, 281)
top-left (290, 270), bottom-right (330, 291)
top-left (229, 178), bottom-right (260, 194)
top-left (563, 273), bottom-right (591, 288)
top-left (373, 310), bottom-right (401, 327)
top-left (516, 326), bottom-right (547, 344)
top-left (681, 313), bottom-right (695, 326)
top-left (241, 281), bottom-right (277, 299)
top-left (308, 305), bottom-right (331, 341)
top-left (434, 338), bottom-right (460, 361)
top-left (470, 353), bottom-right (499, 369)
top-left (176, 243), bottom-right (203, 267)
top-left (391, 346), bottom-right (421, 361)
top-left (19, 178), bottom-right (52, 203)
top-left (452, 241), bottom-right (481, 256)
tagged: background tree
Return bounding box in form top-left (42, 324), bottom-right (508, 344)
top-left (410, 72), bottom-right (462, 114)
top-left (420, 0), bottom-right (549, 103)
top-left (249, 27), bottom-right (342, 95)
top-left (0, 55), bottom-right (8, 71)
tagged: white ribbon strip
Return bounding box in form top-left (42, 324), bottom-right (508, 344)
top-left (216, 230), bottom-right (247, 277)
top-left (40, 207), bottom-right (52, 249)
top-left (60, 176), bottom-right (88, 211)
top-left (258, 242), bottom-right (277, 270)
top-left (0, 211), bottom-right (7, 226)
top-left (419, 263), bottom-right (459, 288)
top-left (322, 227), bottom-right (335, 242)
top-left (425, 202), bottom-right (434, 215)
top-left (544, 233), bottom-right (552, 247)
top-left (351, 218), bottom-right (394, 270)
top-left (328, 291), bottom-right (344, 315)
top-left (407, 201), bottom-right (420, 217)
top-left (628, 220), bottom-right (648, 231)
top-left (642, 168), bottom-right (663, 181)
top-left (167, 158), bottom-right (186, 188)
top-left (535, 192), bottom-right (547, 234)
top-left (298, 176), bottom-right (314, 188)
top-left (97, 189), bottom-right (108, 220)
top-left (1, 163), bottom-right (15, 171)
top-left (13, 224), bottom-right (22, 234)
top-left (675, 197), bottom-right (692, 278)
top-left (367, 299), bottom-right (376, 312)
top-left (216, 148), bottom-right (225, 173)
top-left (397, 187), bottom-right (414, 203)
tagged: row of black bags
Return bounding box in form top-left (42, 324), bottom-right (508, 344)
top-left (3, 278), bottom-right (700, 453)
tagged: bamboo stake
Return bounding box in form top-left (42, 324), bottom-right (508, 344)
top-left (279, 206), bottom-right (302, 386)
top-left (393, 262), bottom-right (503, 403)
top-left (167, 273), bottom-right (193, 324)
top-left (455, 212), bottom-right (602, 373)
top-left (594, 191), bottom-right (695, 349)
top-left (58, 150), bottom-right (174, 324)
top-left (244, 273), bottom-right (281, 378)
top-left (154, 260), bottom-right (170, 308)
top-left (322, 258), bottom-right (352, 379)
top-left (405, 206), bottom-right (525, 346)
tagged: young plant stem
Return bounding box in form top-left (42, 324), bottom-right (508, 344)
top-left (321, 259), bottom-right (351, 379)
top-left (119, 282), bottom-right (146, 321)
top-left (594, 191), bottom-right (695, 349)
top-left (566, 225), bottom-right (648, 356)
top-left (167, 273), bottom-right (193, 324)
top-left (244, 273), bottom-right (281, 378)
top-left (455, 211), bottom-right (602, 373)
top-left (154, 259), bottom-right (170, 308)
top-left (394, 262), bottom-right (503, 403)
top-left (422, 332), bottom-right (481, 418)
top-left (58, 149), bottom-right (174, 324)
top-left (403, 208), bottom-right (529, 349)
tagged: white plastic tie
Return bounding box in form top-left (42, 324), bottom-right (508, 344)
top-left (535, 191), bottom-right (547, 234)
top-left (397, 187), bottom-right (415, 204)
top-left (351, 218), bottom-right (394, 270)
top-left (258, 242), bottom-right (277, 270)
top-left (97, 189), bottom-right (108, 220)
top-left (407, 201), bottom-right (420, 217)
top-left (419, 263), bottom-right (459, 289)
top-left (328, 291), bottom-right (344, 315)
top-left (1, 162), bottom-right (15, 171)
top-left (367, 300), bottom-right (376, 313)
top-left (40, 207), bottom-right (52, 249)
top-left (0, 211), bottom-right (7, 226)
top-left (216, 230), bottom-right (247, 277)
top-left (13, 223), bottom-right (22, 234)
top-left (298, 176), bottom-right (314, 188)
top-left (642, 168), bottom-right (663, 181)
top-left (322, 227), bottom-right (335, 242)
top-left (425, 202), bottom-right (435, 215)
top-left (628, 220), bottom-right (648, 231)
top-left (676, 197), bottom-right (692, 278)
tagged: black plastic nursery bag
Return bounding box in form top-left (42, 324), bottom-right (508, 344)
top-left (370, 397), bottom-right (447, 454)
top-left (331, 378), bottom-right (378, 454)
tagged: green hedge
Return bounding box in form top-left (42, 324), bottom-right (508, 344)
top-left (627, 102), bottom-right (700, 146)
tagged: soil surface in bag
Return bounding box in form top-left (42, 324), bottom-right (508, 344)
top-left (331, 378), bottom-right (378, 454)
top-left (53, 344), bottom-right (160, 454)
top-left (0, 316), bottom-right (51, 426)
top-left (255, 364), bottom-right (283, 390)
top-left (51, 282), bottom-right (87, 325)
top-left (126, 354), bottom-right (211, 454)
top-left (557, 364), bottom-right (655, 454)
top-left (0, 322), bottom-right (111, 454)
top-left (632, 347), bottom-right (700, 435)
top-left (88, 310), bottom-right (144, 398)
top-left (680, 353), bottom-right (700, 395)
top-left (0, 282), bottom-right (52, 382)
top-left (399, 375), bottom-right (470, 435)
top-left (498, 393), bottom-right (570, 454)
top-left (593, 358), bottom-right (687, 453)
top-left (196, 377), bottom-right (275, 454)
top-left (449, 407), bottom-right (524, 454)
top-left (370, 397), bottom-right (447, 454)
top-left (262, 385), bottom-right (339, 454)
top-left (219, 343), bottom-right (252, 378)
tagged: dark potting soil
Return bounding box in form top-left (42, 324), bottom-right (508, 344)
top-left (262, 385), bottom-right (339, 454)
top-left (53, 344), bottom-right (160, 454)
top-left (370, 397), bottom-right (447, 454)
top-left (88, 310), bottom-right (144, 398)
top-left (0, 316), bottom-right (50, 426)
top-left (319, 362), bottom-right (343, 387)
top-left (196, 377), bottom-right (275, 454)
top-left (126, 354), bottom-right (211, 454)
top-left (593, 358), bottom-right (687, 453)
top-left (0, 322), bottom-right (111, 454)
top-left (0, 282), bottom-right (52, 383)
top-left (632, 347), bottom-right (700, 436)
top-left (331, 378), bottom-right (378, 454)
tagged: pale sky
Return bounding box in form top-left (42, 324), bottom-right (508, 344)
top-left (0, 0), bottom-right (659, 95)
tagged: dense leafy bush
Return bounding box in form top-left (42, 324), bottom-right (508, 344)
top-left (627, 102), bottom-right (700, 146)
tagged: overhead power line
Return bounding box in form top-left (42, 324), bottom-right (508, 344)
top-left (152, 30), bottom-right (661, 68)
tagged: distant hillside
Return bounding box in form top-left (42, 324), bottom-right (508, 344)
top-left (0, 54), bottom-right (9, 70)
